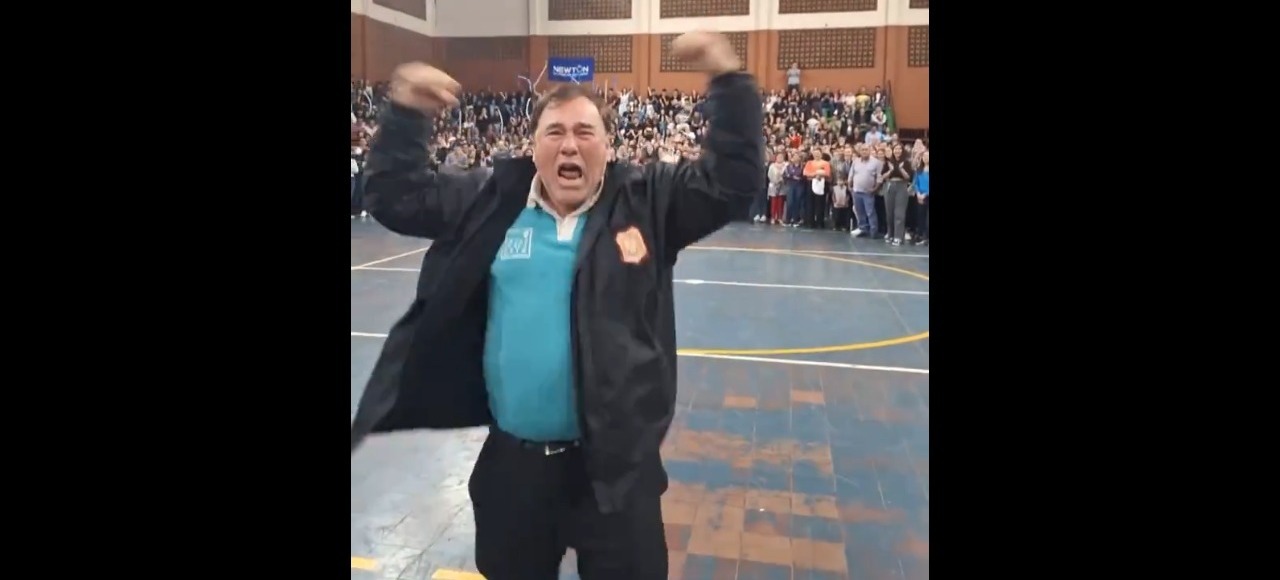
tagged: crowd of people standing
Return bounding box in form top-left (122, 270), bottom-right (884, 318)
top-left (758, 140), bottom-right (928, 246)
top-left (351, 78), bottom-right (929, 245)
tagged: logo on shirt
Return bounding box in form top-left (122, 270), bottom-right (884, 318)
top-left (498, 227), bottom-right (533, 260)
top-left (615, 226), bottom-right (648, 265)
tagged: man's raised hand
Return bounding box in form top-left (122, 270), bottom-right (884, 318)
top-left (389, 63), bottom-right (462, 112)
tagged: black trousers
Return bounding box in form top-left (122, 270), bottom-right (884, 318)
top-left (832, 205), bottom-right (852, 231)
top-left (905, 194), bottom-right (918, 233)
top-left (350, 173), bottom-right (365, 215)
top-left (806, 191), bottom-right (827, 228)
top-left (915, 196), bottom-right (929, 238)
top-left (874, 193), bottom-right (888, 237)
top-left (804, 180), bottom-right (827, 228)
top-left (469, 427), bottom-right (668, 580)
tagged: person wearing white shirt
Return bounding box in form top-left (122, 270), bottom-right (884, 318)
top-left (870, 106), bottom-right (887, 128)
top-left (847, 144), bottom-right (882, 237)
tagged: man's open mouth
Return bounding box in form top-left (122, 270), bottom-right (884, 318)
top-left (557, 163), bottom-right (583, 180)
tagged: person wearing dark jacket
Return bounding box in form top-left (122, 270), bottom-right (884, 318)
top-left (350, 31), bottom-right (764, 580)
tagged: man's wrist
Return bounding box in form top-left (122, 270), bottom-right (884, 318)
top-left (706, 45), bottom-right (742, 76)
top-left (708, 57), bottom-right (742, 76)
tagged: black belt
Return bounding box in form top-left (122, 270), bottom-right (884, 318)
top-left (491, 426), bottom-right (581, 456)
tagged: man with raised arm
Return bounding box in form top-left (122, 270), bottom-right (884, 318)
top-left (350, 31), bottom-right (764, 580)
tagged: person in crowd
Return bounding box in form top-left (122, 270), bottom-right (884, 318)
top-left (831, 172), bottom-right (852, 232)
top-left (831, 146), bottom-right (849, 189)
top-left (910, 138), bottom-right (926, 167)
top-left (871, 145), bottom-right (890, 239)
top-left (782, 152), bottom-right (805, 227)
top-left (912, 150), bottom-right (929, 246)
top-left (767, 152), bottom-right (786, 225)
top-left (855, 86), bottom-right (871, 109)
top-left (848, 144), bottom-right (882, 238)
top-left (351, 141), bottom-right (367, 218)
top-left (803, 146), bottom-right (831, 229)
top-left (880, 142), bottom-right (915, 247)
top-left (871, 105), bottom-right (887, 128)
top-left (871, 85), bottom-right (887, 108)
top-left (750, 144), bottom-right (771, 223)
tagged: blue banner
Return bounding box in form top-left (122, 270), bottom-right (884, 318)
top-left (547, 57), bottom-right (595, 83)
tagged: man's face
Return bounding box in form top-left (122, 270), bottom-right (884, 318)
top-left (533, 96), bottom-right (608, 210)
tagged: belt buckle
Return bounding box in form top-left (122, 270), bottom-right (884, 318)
top-left (543, 441), bottom-right (577, 456)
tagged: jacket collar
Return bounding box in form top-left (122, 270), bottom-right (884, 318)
top-left (491, 157), bottom-right (635, 272)
top-left (527, 171), bottom-right (604, 220)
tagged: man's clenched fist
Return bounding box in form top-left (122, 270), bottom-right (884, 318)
top-left (670, 31), bottom-right (742, 76)
top-left (389, 63), bottom-right (462, 112)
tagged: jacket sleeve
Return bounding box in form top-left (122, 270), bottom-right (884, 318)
top-left (362, 103), bottom-right (487, 239)
top-left (649, 72), bottom-right (764, 262)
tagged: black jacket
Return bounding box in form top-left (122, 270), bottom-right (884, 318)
top-left (350, 72), bottom-right (764, 513)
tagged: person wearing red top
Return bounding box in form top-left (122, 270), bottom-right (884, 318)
top-left (802, 148), bottom-right (831, 228)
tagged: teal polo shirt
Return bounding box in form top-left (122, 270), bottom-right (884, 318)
top-left (482, 178), bottom-right (597, 442)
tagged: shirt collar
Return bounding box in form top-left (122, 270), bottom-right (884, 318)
top-left (527, 173), bottom-right (603, 219)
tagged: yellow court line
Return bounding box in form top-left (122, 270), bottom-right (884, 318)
top-left (350, 246), bottom-right (929, 356)
top-left (351, 255), bottom-right (924, 575)
top-left (431, 569), bottom-right (486, 580)
top-left (675, 246), bottom-right (929, 356)
top-left (351, 557), bottom-right (482, 580)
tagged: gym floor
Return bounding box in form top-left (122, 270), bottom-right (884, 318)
top-left (352, 220), bottom-right (929, 580)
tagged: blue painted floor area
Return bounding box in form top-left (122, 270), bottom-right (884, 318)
top-left (351, 220), bottom-right (929, 579)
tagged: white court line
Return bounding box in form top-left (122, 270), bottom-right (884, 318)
top-left (352, 267), bottom-right (927, 296)
top-left (688, 246), bottom-right (929, 259)
top-left (350, 247), bottom-right (430, 271)
top-left (677, 279), bottom-right (926, 295)
top-left (349, 244), bottom-right (925, 272)
top-left (681, 352), bottom-right (929, 375)
top-left (349, 331), bottom-right (928, 374)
